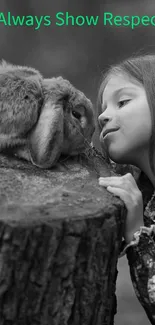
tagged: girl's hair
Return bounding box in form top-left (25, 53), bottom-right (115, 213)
top-left (97, 54), bottom-right (155, 176)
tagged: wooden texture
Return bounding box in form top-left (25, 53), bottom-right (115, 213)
top-left (0, 148), bottom-right (126, 325)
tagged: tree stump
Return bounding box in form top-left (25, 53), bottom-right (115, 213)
top-left (0, 148), bottom-right (126, 325)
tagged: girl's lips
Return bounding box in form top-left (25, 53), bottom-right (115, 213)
top-left (101, 127), bottom-right (119, 138)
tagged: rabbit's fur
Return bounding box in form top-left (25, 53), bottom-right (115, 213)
top-left (0, 61), bottom-right (95, 168)
top-left (0, 60), bottom-right (43, 149)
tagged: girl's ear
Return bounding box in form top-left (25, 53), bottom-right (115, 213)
top-left (28, 99), bottom-right (64, 168)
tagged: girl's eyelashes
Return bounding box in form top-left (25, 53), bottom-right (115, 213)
top-left (118, 99), bottom-right (131, 108)
top-left (101, 97), bottom-right (131, 112)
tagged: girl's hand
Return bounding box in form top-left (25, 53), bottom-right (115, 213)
top-left (99, 173), bottom-right (144, 244)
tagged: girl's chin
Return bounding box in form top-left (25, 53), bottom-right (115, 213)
top-left (104, 144), bottom-right (130, 164)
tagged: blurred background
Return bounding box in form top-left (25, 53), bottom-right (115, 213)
top-left (1, 0), bottom-right (155, 323)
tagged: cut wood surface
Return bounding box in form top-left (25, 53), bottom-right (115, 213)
top-left (0, 148), bottom-right (126, 325)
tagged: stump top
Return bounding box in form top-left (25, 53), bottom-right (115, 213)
top-left (0, 150), bottom-right (124, 225)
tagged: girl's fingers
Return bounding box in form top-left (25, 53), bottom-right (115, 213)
top-left (99, 178), bottom-right (120, 185)
top-left (99, 178), bottom-right (126, 189)
top-left (102, 184), bottom-right (142, 210)
top-left (99, 173), bottom-right (136, 184)
top-left (99, 173), bottom-right (137, 191)
top-left (106, 186), bottom-right (130, 206)
top-left (99, 174), bottom-right (133, 181)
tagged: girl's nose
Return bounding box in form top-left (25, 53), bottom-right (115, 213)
top-left (98, 113), bottom-right (112, 129)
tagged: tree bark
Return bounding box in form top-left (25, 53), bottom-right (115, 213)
top-left (0, 148), bottom-right (126, 325)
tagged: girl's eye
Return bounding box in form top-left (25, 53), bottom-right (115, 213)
top-left (72, 110), bottom-right (81, 119)
top-left (118, 99), bottom-right (130, 108)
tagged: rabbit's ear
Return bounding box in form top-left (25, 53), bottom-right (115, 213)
top-left (28, 99), bottom-right (64, 168)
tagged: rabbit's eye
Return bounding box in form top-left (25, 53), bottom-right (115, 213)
top-left (24, 95), bottom-right (29, 100)
top-left (72, 110), bottom-right (81, 119)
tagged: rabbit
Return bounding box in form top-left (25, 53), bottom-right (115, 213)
top-left (0, 61), bottom-right (95, 168)
top-left (15, 76), bottom-right (95, 168)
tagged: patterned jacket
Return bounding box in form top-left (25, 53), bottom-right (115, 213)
top-left (111, 162), bottom-right (155, 324)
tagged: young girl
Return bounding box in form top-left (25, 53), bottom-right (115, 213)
top-left (97, 54), bottom-right (155, 324)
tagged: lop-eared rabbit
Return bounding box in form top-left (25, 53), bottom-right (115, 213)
top-left (0, 61), bottom-right (95, 168)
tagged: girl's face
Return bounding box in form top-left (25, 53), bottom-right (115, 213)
top-left (98, 73), bottom-right (152, 165)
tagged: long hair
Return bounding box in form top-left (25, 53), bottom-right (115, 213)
top-left (97, 54), bottom-right (155, 175)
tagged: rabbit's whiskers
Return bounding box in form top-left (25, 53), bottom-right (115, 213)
top-left (63, 116), bottom-right (107, 164)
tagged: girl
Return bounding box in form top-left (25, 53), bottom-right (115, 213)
top-left (97, 54), bottom-right (155, 324)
